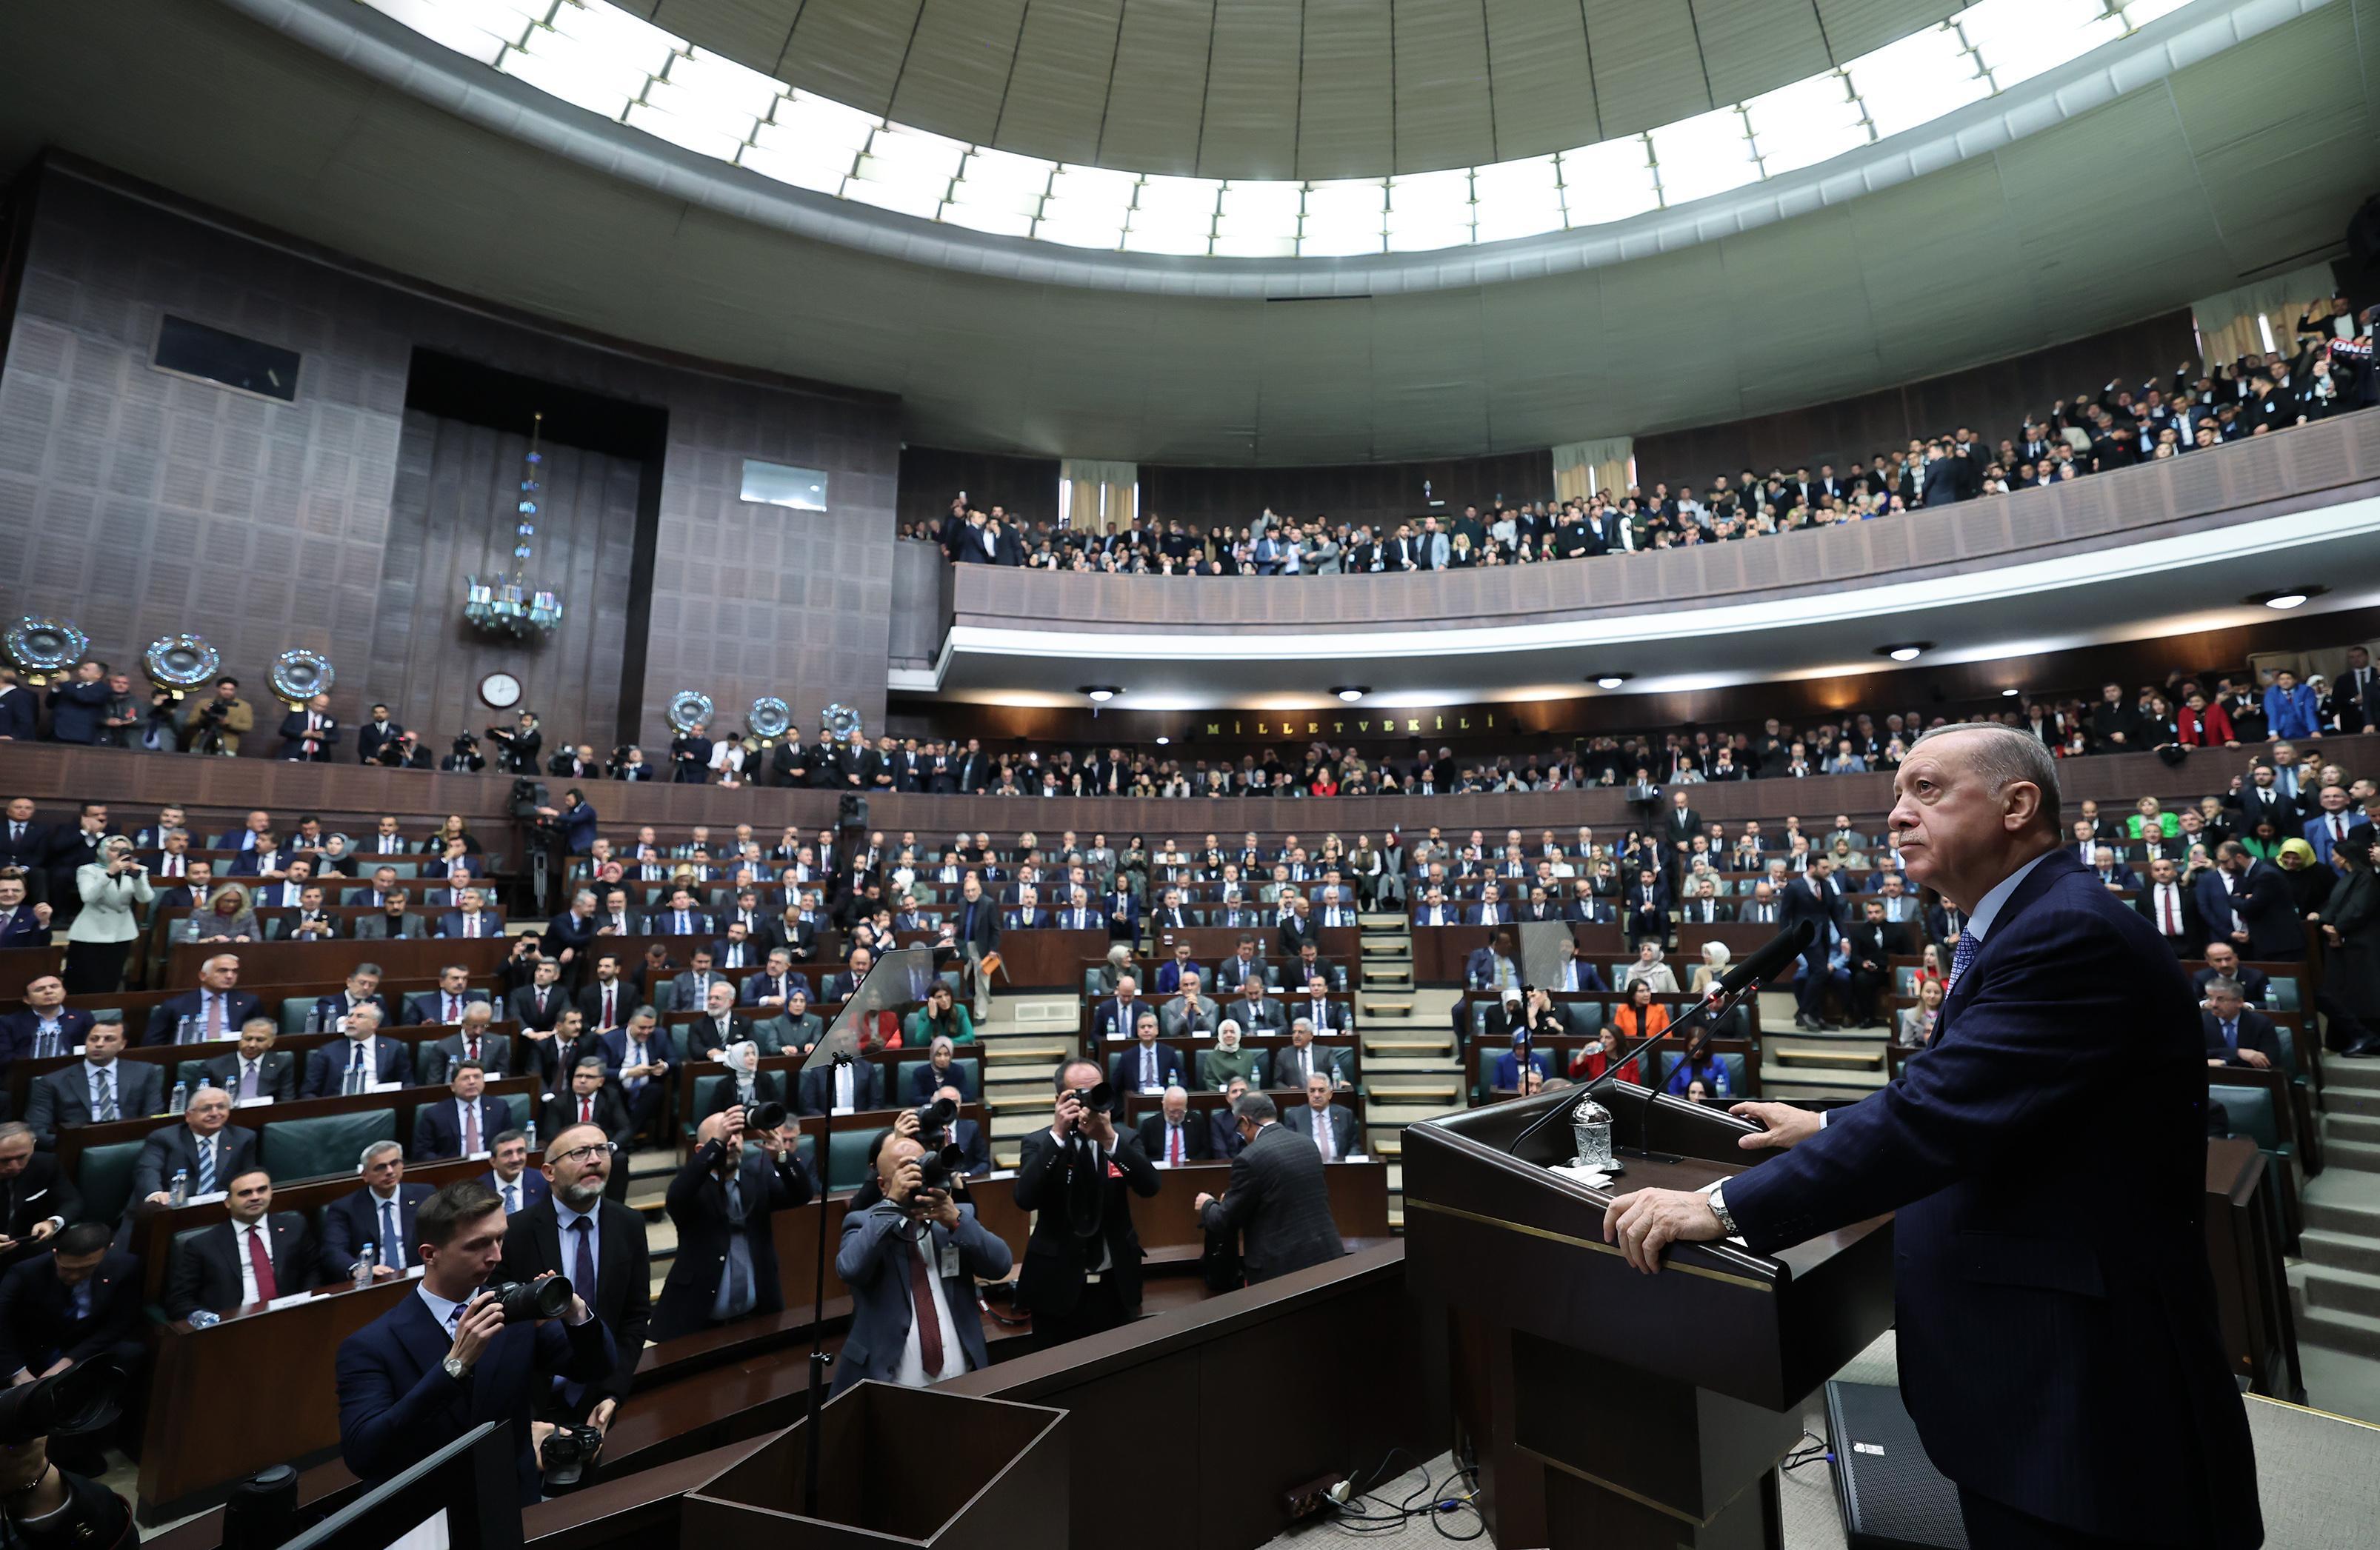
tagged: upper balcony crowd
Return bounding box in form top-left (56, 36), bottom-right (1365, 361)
top-left (906, 304), bottom-right (2377, 574)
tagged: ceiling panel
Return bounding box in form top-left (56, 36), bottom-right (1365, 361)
top-left (650, 0), bottom-right (796, 75)
top-left (1298, 0), bottom-right (1397, 180)
top-left (1809, 0), bottom-right (1963, 64)
top-left (1096, 0), bottom-right (1215, 175)
top-left (1196, 0), bottom-right (1302, 178)
top-left (1843, 156), bottom-right (2034, 384)
top-left (1481, 0), bottom-right (1599, 160)
top-left (1393, 0), bottom-right (1500, 171)
top-left (781, 0), bottom-right (924, 115)
top-left (1581, 0), bottom-right (1711, 138)
top-left (886, 0), bottom-right (1030, 145)
top-left (1690, 0), bottom-right (1836, 107)
top-left (996, 0), bottom-right (1127, 165)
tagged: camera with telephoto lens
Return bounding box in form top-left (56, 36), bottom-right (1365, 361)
top-left (452, 732), bottom-right (479, 756)
top-left (912, 1095), bottom-right (957, 1142)
top-left (910, 1142), bottom-right (965, 1196)
top-left (539, 1422), bottom-right (604, 1491)
top-left (1060, 1081), bottom-right (1113, 1135)
top-left (743, 1099), bottom-right (788, 1134)
top-left (0, 1358), bottom-right (121, 1447)
top-left (484, 1276), bottom-right (573, 1322)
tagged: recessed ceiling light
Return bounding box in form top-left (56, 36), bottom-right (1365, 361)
top-left (2001, 688), bottom-right (2021, 698)
top-left (1079, 685), bottom-right (1121, 703)
top-left (1333, 686), bottom-right (1370, 703)
top-left (2244, 585), bottom-right (2327, 610)
top-left (1589, 672), bottom-right (1635, 689)
top-left (1876, 642), bottom-right (1932, 663)
top-left (1155, 735), bottom-right (1170, 745)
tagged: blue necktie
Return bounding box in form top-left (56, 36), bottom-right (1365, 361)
top-left (2221, 1020), bottom-right (2239, 1053)
top-left (1948, 932), bottom-right (1979, 992)
top-left (380, 1200), bottom-right (399, 1269)
top-left (196, 1135), bottom-right (216, 1195)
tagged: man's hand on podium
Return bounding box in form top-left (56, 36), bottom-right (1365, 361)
top-left (1602, 1190), bottom-right (1723, 1274)
top-left (1728, 1101), bottom-right (1821, 1152)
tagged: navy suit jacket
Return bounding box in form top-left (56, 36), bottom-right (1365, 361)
top-left (1721, 850), bottom-right (2258, 1545)
top-left (336, 1284), bottom-right (614, 1506)
top-left (484, 1169), bottom-right (552, 1214)
top-left (412, 1095), bottom-right (514, 1160)
top-left (0, 910), bottom-right (47, 949)
top-left (301, 1038), bottom-right (413, 1098)
top-left (0, 1009), bottom-right (93, 1063)
top-left (319, 1182), bottom-right (435, 1280)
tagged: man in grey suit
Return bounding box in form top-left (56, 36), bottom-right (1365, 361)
top-left (1227, 980), bottom-right (1285, 1034)
top-left (1159, 972), bottom-right (1221, 1039)
top-left (1194, 1092), bottom-right (1345, 1283)
top-left (129, 1087), bottom-right (258, 1210)
top-left (200, 1018), bottom-right (299, 1103)
top-left (1270, 1020), bottom-right (1353, 1090)
top-left (1281, 1071), bottom-right (1362, 1159)
top-left (26, 1023), bottom-right (163, 1142)
top-left (828, 1132), bottom-right (1011, 1394)
top-left (352, 896), bottom-right (427, 940)
top-left (419, 1004), bottom-right (513, 1086)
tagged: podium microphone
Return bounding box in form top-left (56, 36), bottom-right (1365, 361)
top-left (1509, 921), bottom-right (1815, 1158)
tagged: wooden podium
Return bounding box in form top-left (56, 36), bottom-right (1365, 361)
top-left (1402, 1084), bottom-right (1895, 1550)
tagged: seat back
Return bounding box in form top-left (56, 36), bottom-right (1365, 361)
top-left (76, 1140), bottom-right (148, 1225)
top-left (794, 1128), bottom-right (879, 1191)
top-left (2209, 1082), bottom-right (2283, 1152)
top-left (1559, 1001), bottom-right (1606, 1037)
top-left (279, 998), bottom-right (318, 1036)
top-left (261, 1111), bottom-right (399, 1183)
top-left (2267, 978), bottom-right (2301, 1012)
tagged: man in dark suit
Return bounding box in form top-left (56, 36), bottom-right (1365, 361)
top-left (413, 1061), bottom-right (513, 1161)
top-left (543, 1060), bottom-right (632, 1156)
top-left (2206, 841), bottom-right (2304, 961)
top-left (508, 961), bottom-right (569, 1033)
top-left (576, 955), bottom-right (641, 1035)
top-left (0, 676), bottom-right (38, 743)
top-left (646, 1109), bottom-right (813, 1340)
top-left (1196, 1091), bottom-right (1346, 1283)
top-left (129, 1086), bottom-right (257, 1210)
top-left (24, 1023), bottom-right (163, 1143)
top-left (2131, 856), bottom-right (2204, 958)
top-left (830, 1132), bottom-right (1012, 1393)
top-left (1281, 1072), bottom-right (1362, 1158)
top-left (2201, 979), bottom-right (2286, 1070)
top-left (681, 981), bottom-right (756, 1063)
top-left (0, 1123), bottom-right (76, 1272)
top-left (0, 874), bottom-right (51, 949)
top-left (601, 1009), bottom-right (671, 1144)
top-left (1778, 858), bottom-right (1845, 1031)
top-left (1842, 899), bottom-right (1911, 1029)
top-left (275, 696), bottom-right (339, 761)
top-left (1013, 1058), bottom-right (1160, 1349)
top-left (419, 1007), bottom-right (511, 1086)
top-left (301, 1006), bottom-right (413, 1097)
top-left (39, 663), bottom-right (111, 746)
top-left (403, 966), bottom-right (493, 1028)
top-left (143, 956), bottom-right (261, 1045)
top-left (1136, 1086), bottom-right (1212, 1164)
top-left (948, 873), bottom-right (1001, 1023)
top-left (498, 1123), bottom-right (650, 1430)
top-left (484, 1131), bottom-right (551, 1216)
top-left (1604, 724), bottom-right (2259, 1549)
top-left (797, 1050), bottom-right (883, 1115)
top-left (0, 800), bottom-right (52, 883)
top-left (163, 1166), bottom-right (316, 1320)
top-left (1104, 882), bottom-right (1141, 944)
top-left (336, 1180), bottom-right (615, 1507)
top-left (1108, 1012), bottom-right (1186, 1104)
top-left (435, 893), bottom-right (506, 941)
top-left (2191, 945), bottom-right (2271, 1009)
top-left (319, 1142), bottom-right (436, 1281)
top-left (0, 1223), bottom-right (143, 1400)
top-left (0, 975), bottom-right (92, 1064)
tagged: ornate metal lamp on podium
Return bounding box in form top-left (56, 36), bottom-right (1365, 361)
top-left (3, 616), bottom-right (87, 685)
top-left (462, 411), bottom-right (564, 641)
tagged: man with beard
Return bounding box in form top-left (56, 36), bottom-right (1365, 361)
top-left (499, 1122), bottom-right (650, 1440)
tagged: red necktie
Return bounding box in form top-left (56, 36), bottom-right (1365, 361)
top-left (447, 995), bottom-right (460, 1020)
top-left (463, 1102), bottom-right (480, 1155)
top-left (1167, 1126), bottom-right (1183, 1165)
top-left (907, 1240), bottom-right (944, 1374)
top-left (2334, 818), bottom-right (2346, 841)
top-left (604, 986), bottom-right (616, 1025)
top-left (247, 1226), bottom-right (278, 1302)
top-left (2162, 889), bottom-right (2178, 935)
top-left (580, 1096), bottom-right (593, 1124)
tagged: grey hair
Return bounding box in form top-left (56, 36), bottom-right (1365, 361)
top-left (2205, 976), bottom-right (2245, 1001)
top-left (1908, 723), bottom-right (2062, 835)
top-left (359, 1140), bottom-right (403, 1169)
top-left (1233, 1091), bottom-right (1279, 1125)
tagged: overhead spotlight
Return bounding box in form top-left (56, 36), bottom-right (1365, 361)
top-left (2244, 586), bottom-right (2326, 610)
top-left (1333, 687), bottom-right (1370, 703)
top-left (1155, 735), bottom-right (1170, 746)
top-left (2001, 688), bottom-right (2021, 698)
top-left (1589, 672), bottom-right (1635, 689)
top-left (1876, 643), bottom-right (1932, 663)
top-left (1079, 685), bottom-right (1121, 703)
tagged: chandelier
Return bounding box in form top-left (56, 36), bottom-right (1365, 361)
top-left (463, 411), bottom-right (564, 640)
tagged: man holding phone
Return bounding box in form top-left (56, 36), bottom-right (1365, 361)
top-left (336, 1180), bottom-right (614, 1506)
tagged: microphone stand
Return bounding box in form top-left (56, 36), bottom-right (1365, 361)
top-left (801, 1049), bottom-right (848, 1518)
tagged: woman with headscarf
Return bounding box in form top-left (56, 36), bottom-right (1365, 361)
top-left (1617, 941), bottom-right (1680, 996)
top-left (702, 1040), bottom-right (784, 1120)
top-left (1687, 941), bottom-right (1733, 997)
top-left (2316, 837), bottom-right (2380, 1057)
top-left (64, 835), bottom-right (152, 992)
top-left (2276, 838), bottom-right (2333, 918)
top-left (1199, 1020), bottom-right (1266, 1092)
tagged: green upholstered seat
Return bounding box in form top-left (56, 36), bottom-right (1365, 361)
top-left (76, 1140), bottom-right (148, 1225)
top-left (260, 1110), bottom-right (399, 1183)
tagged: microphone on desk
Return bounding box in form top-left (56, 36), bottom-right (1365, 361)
top-left (1509, 921), bottom-right (1815, 1157)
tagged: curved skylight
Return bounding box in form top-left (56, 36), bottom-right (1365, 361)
top-left (364, 0), bottom-right (2194, 260)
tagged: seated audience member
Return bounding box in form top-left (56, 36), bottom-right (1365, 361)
top-left (355, 887), bottom-right (427, 939)
top-left (509, 958), bottom-right (570, 1033)
top-left (902, 981), bottom-right (973, 1048)
top-left (2202, 977), bottom-right (2286, 1070)
top-left (26, 1022), bottom-right (161, 1141)
top-left (1194, 1092), bottom-right (1346, 1283)
top-left (1616, 941), bottom-right (1680, 995)
top-left (1089, 975), bottom-right (1149, 1043)
top-left (2193, 942), bottom-right (2272, 1006)
top-left (936, 1086), bottom-right (993, 1177)
top-left (404, 964), bottom-right (491, 1026)
top-left (741, 950), bottom-right (808, 1015)
top-left (756, 987), bottom-right (825, 1057)
top-left (1109, 1012), bottom-right (1186, 1102)
top-left (313, 965), bottom-right (391, 1032)
top-left (684, 981), bottom-right (756, 1063)
top-left (1844, 898), bottom-right (1909, 1027)
top-left (413, 1060), bottom-right (511, 1160)
top-left (319, 1140), bottom-right (433, 1280)
top-left (1137, 1085), bottom-right (1211, 1163)
top-left (603, 1006), bottom-right (671, 1141)
top-left (497, 1121), bottom-right (652, 1434)
top-left (576, 952), bottom-right (639, 1033)
top-left (0, 1222), bottom-right (143, 1466)
top-left (485, 1129), bottom-right (550, 1215)
top-left (830, 1130), bottom-right (1011, 1394)
top-left (907, 1035), bottom-right (972, 1102)
top-left (144, 955), bottom-right (261, 1045)
top-left (302, 1003), bottom-right (412, 1096)
top-left (2, 975), bottom-right (92, 1062)
top-left (164, 1166), bottom-right (317, 1320)
top-left (183, 883), bottom-right (259, 944)
top-left (1566, 1026), bottom-right (1644, 1084)
top-left (421, 1001), bottom-right (510, 1086)
top-left (1270, 1018), bottom-right (1350, 1089)
top-left (704, 1041), bottom-right (784, 1121)
top-left (1153, 942), bottom-right (1204, 995)
top-left (1897, 978), bottom-right (1946, 1048)
top-left (1283, 1070), bottom-right (1361, 1159)
top-left (1199, 1020), bottom-right (1266, 1091)
top-left (0, 872), bottom-right (53, 949)
top-left (0, 1123), bottom-right (74, 1272)
top-left (1494, 1028), bottom-right (1552, 1091)
top-left (1213, 937), bottom-right (1268, 994)
top-left (1663, 1028), bottom-right (1734, 1099)
top-left (1161, 972), bottom-right (1221, 1039)
top-left (130, 1085), bottom-right (255, 1209)
top-left (1229, 975), bottom-right (1285, 1033)
top-left (546, 1055), bottom-right (632, 1153)
top-left (798, 1043), bottom-right (883, 1115)
top-left (648, 1106), bottom-right (816, 1340)
top-left (1210, 1078), bottom-right (1253, 1158)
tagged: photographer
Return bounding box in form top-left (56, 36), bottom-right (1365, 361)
top-left (645, 1105), bottom-right (813, 1340)
top-left (374, 729), bottom-right (433, 769)
top-left (669, 722), bottom-right (713, 784)
top-left (608, 745), bottom-right (653, 781)
top-left (830, 1131), bottom-right (1010, 1394)
top-left (61, 838), bottom-right (148, 995)
top-left (336, 1180), bottom-right (614, 1508)
top-left (497, 1123), bottom-right (650, 1458)
top-left (440, 732), bottom-right (485, 773)
top-left (535, 787), bottom-right (599, 856)
top-left (1011, 1058), bottom-right (1158, 1351)
top-left (178, 677), bottom-right (253, 755)
top-left (487, 710), bottom-right (542, 775)
top-left (138, 689), bottom-right (177, 752)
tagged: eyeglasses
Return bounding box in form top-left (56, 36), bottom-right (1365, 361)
top-left (549, 1142), bottom-right (619, 1166)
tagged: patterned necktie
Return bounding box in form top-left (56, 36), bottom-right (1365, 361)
top-left (196, 1134), bottom-right (216, 1194)
top-left (96, 1071), bottom-right (117, 1122)
top-left (463, 1100), bottom-right (480, 1155)
top-left (240, 1060), bottom-right (259, 1100)
top-left (1947, 931), bottom-right (1979, 994)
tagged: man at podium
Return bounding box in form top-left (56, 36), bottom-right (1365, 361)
top-left (1604, 725), bottom-right (2260, 1549)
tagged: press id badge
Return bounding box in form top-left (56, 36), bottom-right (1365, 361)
top-left (939, 1242), bottom-right (961, 1279)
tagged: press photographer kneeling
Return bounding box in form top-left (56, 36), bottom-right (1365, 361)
top-left (335, 1180), bottom-right (615, 1507)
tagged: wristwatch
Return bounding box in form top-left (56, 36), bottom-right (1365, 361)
top-left (1707, 1184), bottom-right (1739, 1237)
top-left (442, 1355), bottom-right (471, 1381)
